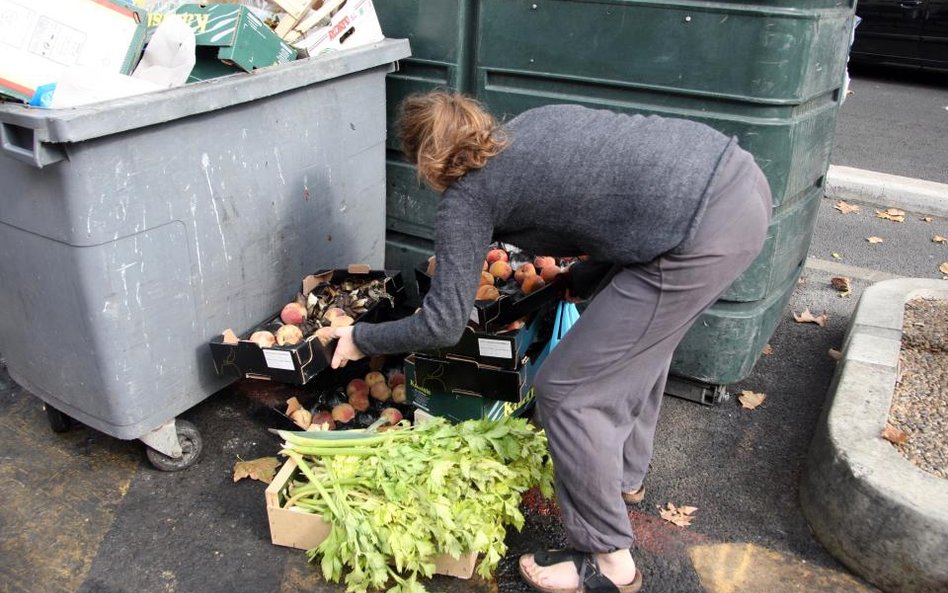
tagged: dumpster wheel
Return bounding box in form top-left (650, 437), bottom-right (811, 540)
top-left (44, 403), bottom-right (71, 433)
top-left (145, 420), bottom-right (203, 471)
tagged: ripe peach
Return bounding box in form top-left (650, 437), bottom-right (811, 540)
top-left (476, 284), bottom-right (501, 301)
top-left (387, 371), bottom-right (406, 389)
top-left (249, 330), bottom-right (276, 348)
top-left (380, 407), bottom-right (403, 425)
top-left (489, 260), bottom-right (512, 282)
top-left (486, 248), bottom-right (508, 264)
top-left (480, 271), bottom-right (495, 287)
top-left (280, 301), bottom-right (307, 325)
top-left (346, 378), bottom-right (369, 400)
top-left (349, 390), bottom-right (370, 412)
top-left (324, 307), bottom-right (347, 321)
top-left (533, 256), bottom-right (557, 271)
top-left (514, 263), bottom-right (536, 284)
top-left (331, 403), bottom-right (355, 423)
top-left (540, 265), bottom-right (564, 283)
top-left (310, 410), bottom-right (336, 431)
top-left (364, 371), bottom-right (386, 387)
top-left (521, 274), bottom-right (546, 295)
top-left (391, 384), bottom-right (407, 404)
top-left (275, 324), bottom-right (303, 346)
top-left (370, 381), bottom-right (392, 402)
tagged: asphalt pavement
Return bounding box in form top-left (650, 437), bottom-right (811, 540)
top-left (2, 70), bottom-right (946, 593)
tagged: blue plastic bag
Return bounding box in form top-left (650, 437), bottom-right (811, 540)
top-left (541, 301), bottom-right (581, 358)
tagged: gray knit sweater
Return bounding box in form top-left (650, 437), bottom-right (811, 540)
top-left (353, 104), bottom-right (735, 355)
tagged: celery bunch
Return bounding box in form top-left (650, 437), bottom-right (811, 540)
top-left (276, 416), bottom-right (555, 593)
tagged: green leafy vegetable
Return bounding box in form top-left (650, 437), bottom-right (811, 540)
top-left (275, 416), bottom-right (555, 593)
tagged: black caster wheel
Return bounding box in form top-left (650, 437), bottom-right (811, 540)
top-left (44, 403), bottom-right (71, 433)
top-left (145, 420), bottom-right (203, 471)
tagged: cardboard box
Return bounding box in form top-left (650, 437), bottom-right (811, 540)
top-left (208, 268), bottom-right (405, 385)
top-left (174, 3), bottom-right (297, 72)
top-left (415, 261), bottom-right (563, 332)
top-left (265, 458), bottom-right (478, 579)
top-left (417, 307), bottom-right (551, 370)
top-left (0, 0), bottom-right (148, 102)
top-left (292, 0), bottom-right (384, 58)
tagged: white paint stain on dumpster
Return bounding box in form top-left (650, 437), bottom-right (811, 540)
top-left (201, 153), bottom-right (230, 263)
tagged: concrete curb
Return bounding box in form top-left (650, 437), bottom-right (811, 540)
top-left (800, 278), bottom-right (948, 593)
top-left (826, 165), bottom-right (948, 218)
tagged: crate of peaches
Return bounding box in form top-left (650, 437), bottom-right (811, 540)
top-left (415, 244), bottom-right (571, 331)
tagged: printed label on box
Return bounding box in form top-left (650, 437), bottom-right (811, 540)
top-left (477, 338), bottom-right (513, 360)
top-left (264, 349), bottom-right (295, 371)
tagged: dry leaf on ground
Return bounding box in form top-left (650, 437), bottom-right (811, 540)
top-left (834, 200), bottom-right (860, 214)
top-left (761, 344), bottom-right (774, 356)
top-left (738, 390), bottom-right (767, 410)
top-left (876, 208), bottom-right (906, 222)
top-left (233, 456), bottom-right (281, 484)
top-left (866, 236), bottom-right (884, 244)
top-left (940, 262), bottom-right (948, 275)
top-left (933, 235), bottom-right (947, 244)
top-left (793, 308), bottom-right (828, 327)
top-left (921, 216), bottom-right (934, 222)
top-left (881, 424), bottom-right (908, 445)
top-left (830, 276), bottom-right (851, 296)
top-left (828, 348), bottom-right (843, 361)
top-left (659, 503), bottom-right (698, 528)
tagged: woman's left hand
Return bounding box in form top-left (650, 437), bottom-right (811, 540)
top-left (330, 325), bottom-right (366, 368)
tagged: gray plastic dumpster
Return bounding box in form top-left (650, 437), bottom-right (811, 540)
top-left (0, 39), bottom-right (411, 470)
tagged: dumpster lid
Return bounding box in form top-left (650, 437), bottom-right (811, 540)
top-left (0, 39), bottom-right (411, 144)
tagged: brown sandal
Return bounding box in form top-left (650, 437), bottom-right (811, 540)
top-left (518, 550), bottom-right (644, 593)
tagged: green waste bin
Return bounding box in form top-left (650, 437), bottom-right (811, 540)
top-left (376, 0), bottom-right (855, 388)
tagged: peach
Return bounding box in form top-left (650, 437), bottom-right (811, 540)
top-left (323, 307), bottom-right (347, 321)
top-left (349, 390), bottom-right (370, 412)
top-left (391, 384), bottom-right (407, 404)
top-left (521, 274), bottom-right (546, 295)
top-left (346, 378), bottom-right (369, 400)
top-left (514, 263), bottom-right (536, 284)
top-left (387, 371), bottom-right (406, 389)
top-left (364, 371), bottom-right (386, 387)
top-left (275, 324), bottom-right (303, 346)
top-left (476, 284), bottom-right (501, 301)
top-left (380, 407), bottom-right (403, 425)
top-left (370, 381), bottom-right (392, 402)
top-left (309, 410), bottom-right (336, 431)
top-left (331, 403), bottom-right (355, 423)
top-left (533, 256), bottom-right (557, 271)
top-left (540, 265), bottom-right (564, 283)
top-left (489, 260), bottom-right (512, 282)
top-left (249, 330), bottom-right (276, 348)
top-left (480, 271), bottom-right (495, 287)
top-left (486, 248), bottom-right (508, 264)
top-left (280, 301), bottom-right (307, 325)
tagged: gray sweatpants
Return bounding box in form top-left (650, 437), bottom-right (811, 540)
top-left (533, 145), bottom-right (772, 553)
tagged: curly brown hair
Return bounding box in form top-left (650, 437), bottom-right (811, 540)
top-left (395, 91), bottom-right (508, 192)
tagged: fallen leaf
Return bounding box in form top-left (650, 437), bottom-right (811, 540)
top-left (221, 328), bottom-right (239, 345)
top-left (233, 456), bottom-right (281, 484)
top-left (866, 236), bottom-right (884, 244)
top-left (761, 344), bottom-right (774, 356)
top-left (921, 216), bottom-right (933, 222)
top-left (834, 200), bottom-right (860, 214)
top-left (828, 348), bottom-right (843, 361)
top-left (793, 308), bottom-right (828, 327)
top-left (659, 502), bottom-right (698, 528)
top-left (797, 276), bottom-right (807, 286)
top-left (738, 390), bottom-right (767, 410)
top-left (940, 262), bottom-right (948, 275)
top-left (830, 276), bottom-right (851, 297)
top-left (876, 208), bottom-right (906, 222)
top-left (933, 235), bottom-right (946, 244)
top-left (831, 252), bottom-right (842, 260)
top-left (881, 424), bottom-right (908, 446)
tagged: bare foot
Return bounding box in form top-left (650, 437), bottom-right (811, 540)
top-left (519, 549), bottom-right (637, 591)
